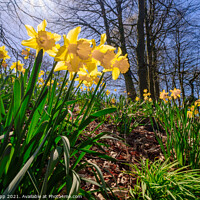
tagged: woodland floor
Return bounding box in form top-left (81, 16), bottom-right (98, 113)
top-left (62, 118), bottom-right (166, 200)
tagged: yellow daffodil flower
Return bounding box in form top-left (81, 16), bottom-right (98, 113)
top-left (2, 61), bottom-right (8, 68)
top-left (144, 96), bottom-right (149, 101)
top-left (0, 46), bottom-right (10, 60)
top-left (77, 68), bottom-right (93, 86)
top-left (92, 33), bottom-right (116, 65)
top-left (90, 68), bottom-right (102, 84)
top-left (55, 54), bottom-right (83, 73)
top-left (39, 70), bottom-right (45, 77)
top-left (38, 78), bottom-right (44, 83)
top-left (148, 98), bottom-right (152, 102)
top-left (92, 34), bottom-right (130, 80)
top-left (102, 82), bottom-right (105, 87)
top-left (187, 111), bottom-right (193, 118)
top-left (111, 98), bottom-right (116, 104)
top-left (143, 89), bottom-right (148, 93)
top-left (55, 27), bottom-right (93, 62)
top-left (10, 60), bottom-right (25, 73)
top-left (93, 47), bottom-right (129, 80)
top-left (135, 97), bottom-right (140, 101)
top-left (111, 50), bottom-right (130, 80)
top-left (39, 83), bottom-right (44, 87)
top-left (47, 80), bottom-right (54, 86)
top-left (187, 103), bottom-right (199, 118)
top-left (194, 99), bottom-right (200, 106)
top-left (76, 66), bottom-right (102, 87)
top-left (21, 48), bottom-right (31, 59)
top-left (143, 89), bottom-right (151, 98)
top-left (106, 89), bottom-right (110, 96)
top-left (21, 19), bottom-right (61, 56)
top-left (190, 106), bottom-right (199, 115)
top-left (160, 89), bottom-right (169, 102)
top-left (170, 88), bottom-right (181, 99)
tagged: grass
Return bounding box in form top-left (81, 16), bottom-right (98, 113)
top-left (127, 159), bottom-right (200, 200)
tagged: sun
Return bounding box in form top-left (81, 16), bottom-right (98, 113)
top-left (19, 0), bottom-right (57, 20)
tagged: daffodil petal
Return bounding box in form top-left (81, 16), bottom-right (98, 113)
top-left (10, 64), bottom-right (15, 70)
top-left (53, 33), bottom-right (61, 41)
top-left (21, 38), bottom-right (38, 49)
top-left (37, 19), bottom-right (47, 32)
top-left (46, 49), bottom-right (57, 57)
top-left (113, 56), bottom-right (129, 73)
top-left (54, 61), bottom-right (68, 71)
top-left (112, 67), bottom-right (120, 80)
top-left (69, 72), bottom-right (74, 80)
top-left (116, 47), bottom-right (122, 57)
top-left (100, 34), bottom-right (106, 46)
top-left (102, 69), bottom-right (112, 72)
top-left (55, 46), bottom-right (68, 61)
top-left (86, 62), bottom-right (97, 73)
top-left (99, 45), bottom-right (116, 53)
top-left (25, 25), bottom-right (37, 37)
top-left (67, 27), bottom-right (81, 43)
top-left (63, 35), bottom-right (68, 45)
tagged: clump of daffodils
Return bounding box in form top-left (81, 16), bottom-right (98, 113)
top-left (143, 89), bottom-right (151, 102)
top-left (159, 88), bottom-right (181, 103)
top-left (22, 48), bottom-right (31, 59)
top-left (10, 61), bottom-right (25, 74)
top-left (0, 46), bottom-right (10, 61)
top-left (0, 46), bottom-right (10, 69)
top-left (21, 20), bottom-right (130, 88)
top-left (187, 99), bottom-right (200, 118)
top-left (47, 80), bottom-right (54, 86)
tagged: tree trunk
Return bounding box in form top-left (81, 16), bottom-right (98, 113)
top-left (153, 47), bottom-right (160, 100)
top-left (145, 0), bottom-right (155, 100)
top-left (163, 63), bottom-right (169, 92)
top-left (136, 0), bottom-right (148, 99)
top-left (176, 28), bottom-right (185, 101)
top-left (99, 0), bottom-right (111, 45)
top-left (116, 0), bottom-right (137, 100)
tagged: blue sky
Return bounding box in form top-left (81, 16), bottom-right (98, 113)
top-left (0, 0), bottom-right (61, 50)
